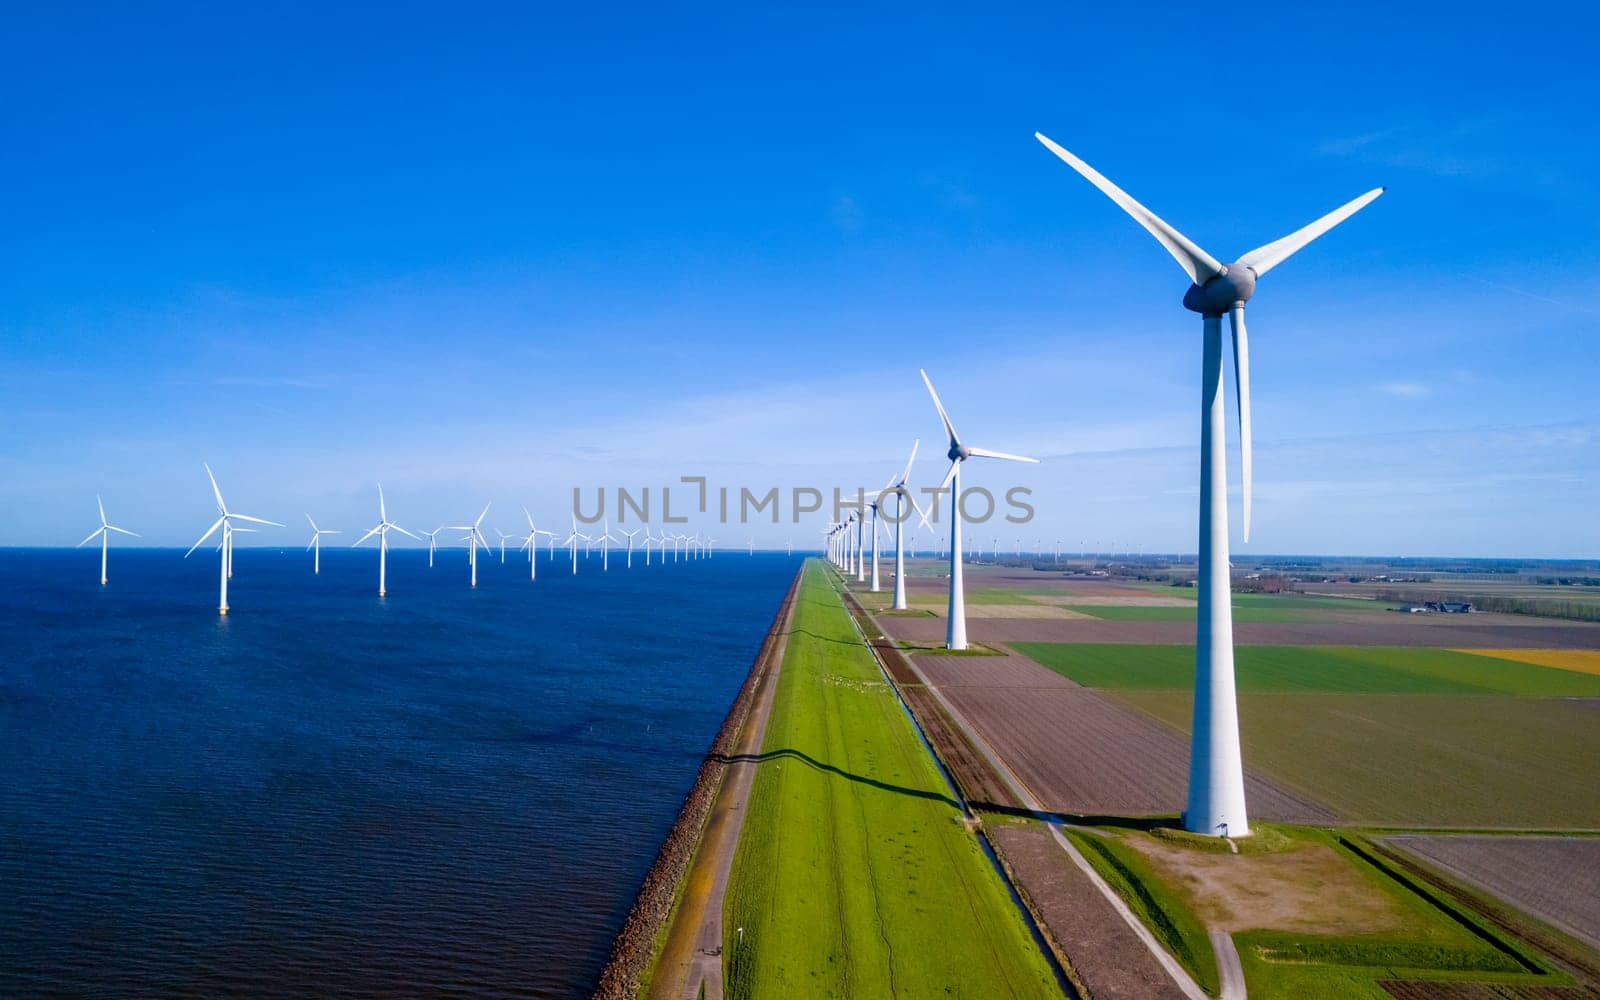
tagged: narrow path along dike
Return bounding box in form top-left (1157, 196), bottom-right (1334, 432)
top-left (592, 569), bottom-right (801, 1000)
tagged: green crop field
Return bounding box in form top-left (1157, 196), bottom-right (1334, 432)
top-left (1011, 642), bottom-right (1600, 696)
top-left (1116, 691), bottom-right (1600, 827)
top-left (724, 561), bottom-right (1061, 998)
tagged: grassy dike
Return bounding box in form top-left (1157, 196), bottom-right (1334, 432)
top-left (722, 560), bottom-right (1062, 998)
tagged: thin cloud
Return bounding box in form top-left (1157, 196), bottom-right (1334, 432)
top-left (1378, 381), bottom-right (1430, 399)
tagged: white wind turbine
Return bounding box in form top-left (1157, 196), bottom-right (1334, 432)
top-left (305, 514), bottom-right (339, 575)
top-left (352, 484), bottom-right (419, 597)
top-left (421, 527), bottom-right (445, 568)
top-left (185, 463), bottom-right (282, 614)
top-left (595, 520), bottom-right (619, 571)
top-left (746, 535), bottom-right (754, 556)
top-left (562, 517), bottom-right (588, 575)
top-left (642, 528), bottom-right (655, 567)
top-left (1037, 133), bottom-right (1382, 837)
top-left (883, 440), bottom-right (932, 610)
top-left (921, 369), bottom-right (1039, 650)
top-left (619, 527), bottom-right (640, 568)
top-left (449, 503), bottom-right (492, 587)
top-left (79, 495), bottom-right (139, 586)
top-left (495, 528), bottom-right (515, 564)
top-left (520, 508), bottom-right (556, 582)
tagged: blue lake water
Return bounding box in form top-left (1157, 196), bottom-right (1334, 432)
top-left (0, 546), bottom-right (801, 998)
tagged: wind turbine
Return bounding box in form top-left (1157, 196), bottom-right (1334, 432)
top-left (305, 514), bottom-right (339, 575)
top-left (421, 527), bottom-right (445, 568)
top-left (921, 370), bottom-right (1039, 650)
top-left (883, 440), bottom-right (931, 610)
top-left (185, 463), bottom-right (281, 614)
top-left (1036, 133), bottom-right (1382, 838)
top-left (352, 484), bottom-right (419, 597)
top-left (79, 495), bottom-right (139, 585)
top-left (619, 527), bottom-right (640, 568)
top-left (746, 535), bottom-right (754, 556)
top-left (449, 503), bottom-right (492, 587)
top-left (595, 520), bottom-right (618, 571)
top-left (520, 508), bottom-right (555, 581)
top-left (562, 517), bottom-right (588, 574)
top-left (495, 529), bottom-right (515, 564)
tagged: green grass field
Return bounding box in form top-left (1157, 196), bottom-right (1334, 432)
top-left (723, 561), bottom-right (1061, 998)
top-left (1011, 642), bottom-right (1600, 696)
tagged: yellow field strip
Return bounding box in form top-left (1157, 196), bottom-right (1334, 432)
top-left (1453, 648), bottom-right (1600, 677)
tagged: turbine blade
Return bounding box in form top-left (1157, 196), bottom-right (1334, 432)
top-left (77, 527), bottom-right (104, 547)
top-left (1034, 132), bottom-right (1224, 284)
top-left (475, 502), bottom-right (491, 528)
top-left (908, 492), bottom-right (934, 531)
top-left (1230, 305), bottom-right (1253, 542)
top-left (899, 439), bottom-right (920, 485)
top-left (524, 506), bottom-right (535, 530)
top-left (186, 517), bottom-right (225, 558)
top-left (204, 462), bottom-right (227, 514)
top-left (378, 484), bottom-right (387, 522)
top-left (919, 369), bottom-right (961, 447)
top-left (966, 445), bottom-right (1041, 464)
top-left (392, 524), bottom-right (421, 541)
top-left (937, 458), bottom-right (960, 492)
top-left (97, 494), bottom-right (107, 525)
top-left (107, 526), bottom-right (139, 537)
top-left (353, 524), bottom-right (381, 547)
top-left (231, 514), bottom-right (283, 527)
top-left (1236, 188), bottom-right (1384, 278)
top-left (306, 513), bottom-right (318, 531)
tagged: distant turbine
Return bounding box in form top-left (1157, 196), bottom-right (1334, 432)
top-left (305, 514), bottom-right (340, 575)
top-left (1037, 133), bottom-right (1382, 837)
top-left (78, 494), bottom-right (139, 586)
top-left (921, 370), bottom-right (1039, 649)
top-left (619, 527), bottom-right (640, 568)
top-left (449, 503), bottom-right (492, 587)
top-left (520, 508), bottom-right (556, 581)
top-left (495, 529), bottom-right (515, 564)
top-left (595, 520), bottom-right (618, 572)
top-left (642, 528), bottom-right (655, 567)
top-left (883, 440), bottom-right (931, 610)
top-left (747, 535), bottom-right (754, 557)
top-left (421, 527), bottom-right (445, 568)
top-left (185, 463), bottom-right (281, 614)
top-left (562, 517), bottom-right (589, 574)
top-left (352, 484), bottom-right (419, 597)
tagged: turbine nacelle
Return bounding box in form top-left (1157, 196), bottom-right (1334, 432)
top-left (1182, 264), bottom-right (1256, 317)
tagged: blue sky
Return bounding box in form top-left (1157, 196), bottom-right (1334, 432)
top-left (2, 2), bottom-right (1596, 556)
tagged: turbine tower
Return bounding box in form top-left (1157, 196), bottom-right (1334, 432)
top-left (921, 370), bottom-right (1039, 650)
top-left (1037, 133), bottom-right (1382, 837)
top-left (185, 463), bottom-right (281, 614)
top-left (620, 527), bottom-right (640, 568)
top-left (305, 514), bottom-right (339, 574)
top-left (421, 527), bottom-right (444, 568)
top-left (353, 484), bottom-right (418, 597)
top-left (78, 495), bottom-right (139, 585)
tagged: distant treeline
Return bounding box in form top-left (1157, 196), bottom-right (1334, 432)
top-left (1373, 589), bottom-right (1600, 623)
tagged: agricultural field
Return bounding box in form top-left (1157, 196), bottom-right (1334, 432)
top-left (1386, 835), bottom-right (1600, 951)
top-left (1454, 647), bottom-right (1600, 676)
top-left (1116, 692), bottom-right (1600, 827)
top-left (1014, 642), bottom-right (1600, 696)
top-left (912, 650), bottom-right (1335, 822)
top-left (1064, 823), bottom-right (1584, 999)
top-left (722, 562), bottom-right (1061, 999)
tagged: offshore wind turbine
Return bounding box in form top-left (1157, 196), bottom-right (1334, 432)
top-left (185, 463), bottom-right (282, 614)
top-left (520, 508), bottom-right (555, 581)
top-left (921, 370), bottom-right (1039, 650)
top-left (450, 503), bottom-right (492, 587)
top-left (352, 484), bottom-right (418, 597)
top-left (305, 514), bottom-right (339, 575)
top-left (78, 495), bottom-right (139, 585)
top-left (421, 527), bottom-right (444, 568)
top-left (1037, 133), bottom-right (1382, 837)
top-left (619, 527), bottom-right (640, 568)
top-left (562, 517), bottom-right (588, 574)
top-left (596, 520), bottom-right (618, 571)
top-left (495, 529), bottom-right (515, 564)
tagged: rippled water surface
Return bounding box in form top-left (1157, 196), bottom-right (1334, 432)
top-left (0, 547), bottom-right (800, 998)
